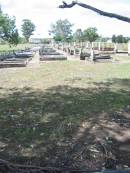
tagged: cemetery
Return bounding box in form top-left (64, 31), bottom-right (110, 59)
top-left (0, 49), bottom-right (34, 68)
top-left (1, 0), bottom-right (130, 172)
top-left (0, 42), bottom-right (129, 68)
top-left (54, 41), bottom-right (129, 62)
top-left (39, 45), bottom-right (67, 61)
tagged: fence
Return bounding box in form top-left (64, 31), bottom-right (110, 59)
top-left (53, 41), bottom-right (129, 53)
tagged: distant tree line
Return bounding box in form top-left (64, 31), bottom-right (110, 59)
top-left (112, 34), bottom-right (129, 43)
top-left (49, 19), bottom-right (129, 44)
top-left (49, 19), bottom-right (99, 44)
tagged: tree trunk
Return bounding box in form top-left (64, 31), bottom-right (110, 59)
top-left (59, 1), bottom-right (130, 23)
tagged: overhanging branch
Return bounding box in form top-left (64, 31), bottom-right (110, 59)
top-left (59, 1), bottom-right (130, 23)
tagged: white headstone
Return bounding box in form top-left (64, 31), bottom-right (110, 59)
top-left (92, 42), bottom-right (94, 48)
top-left (90, 49), bottom-right (94, 61)
top-left (98, 42), bottom-right (101, 51)
top-left (114, 43), bottom-right (117, 53)
top-left (86, 42), bottom-right (89, 48)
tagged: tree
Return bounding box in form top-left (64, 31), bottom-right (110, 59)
top-left (73, 29), bottom-right (83, 42)
top-left (18, 37), bottom-right (27, 44)
top-left (0, 5), bottom-right (2, 14)
top-left (21, 19), bottom-right (35, 42)
top-left (0, 9), bottom-right (19, 46)
top-left (53, 35), bottom-right (63, 42)
top-left (59, 1), bottom-right (130, 23)
top-left (112, 34), bottom-right (129, 43)
top-left (83, 27), bottom-right (99, 43)
top-left (49, 19), bottom-right (73, 42)
top-left (112, 35), bottom-right (117, 43)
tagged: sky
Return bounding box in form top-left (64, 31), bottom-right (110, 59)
top-left (0, 0), bottom-right (130, 38)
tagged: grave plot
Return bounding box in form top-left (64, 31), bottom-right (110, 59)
top-left (54, 41), bottom-right (129, 62)
top-left (0, 50), bottom-right (34, 68)
top-left (54, 42), bottom-right (114, 62)
top-left (39, 46), bottom-right (67, 61)
top-left (79, 49), bottom-right (112, 62)
top-left (93, 54), bottom-right (112, 63)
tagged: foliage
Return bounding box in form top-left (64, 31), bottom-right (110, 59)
top-left (112, 35), bottom-right (116, 43)
top-left (49, 19), bottom-right (73, 42)
top-left (65, 35), bottom-right (73, 43)
top-left (41, 38), bottom-right (51, 44)
top-left (83, 27), bottom-right (99, 43)
top-left (0, 9), bottom-right (19, 46)
top-left (21, 19), bottom-right (36, 42)
top-left (53, 35), bottom-right (63, 42)
top-left (112, 34), bottom-right (128, 43)
top-left (0, 5), bottom-right (2, 14)
top-left (73, 28), bottom-right (83, 42)
top-left (18, 37), bottom-right (27, 44)
top-left (96, 36), bottom-right (110, 42)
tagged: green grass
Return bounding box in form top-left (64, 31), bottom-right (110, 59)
top-left (0, 60), bottom-right (130, 168)
top-left (0, 43), bottom-right (32, 52)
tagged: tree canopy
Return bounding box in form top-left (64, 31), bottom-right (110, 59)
top-left (0, 8), bottom-right (19, 46)
top-left (49, 19), bottom-right (73, 42)
top-left (21, 19), bottom-right (36, 42)
top-left (73, 29), bottom-right (83, 42)
top-left (112, 34), bottom-right (128, 43)
top-left (83, 27), bottom-right (99, 43)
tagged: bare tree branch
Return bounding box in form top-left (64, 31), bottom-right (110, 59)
top-left (59, 1), bottom-right (130, 23)
top-left (0, 159), bottom-right (102, 173)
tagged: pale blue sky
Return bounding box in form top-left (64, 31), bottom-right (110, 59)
top-left (1, 0), bottom-right (130, 38)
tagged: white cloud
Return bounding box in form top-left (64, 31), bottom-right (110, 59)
top-left (1, 0), bottom-right (130, 37)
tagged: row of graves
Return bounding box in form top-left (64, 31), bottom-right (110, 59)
top-left (54, 42), bottom-right (129, 62)
top-left (39, 45), bottom-right (67, 61)
top-left (0, 49), bottom-right (34, 68)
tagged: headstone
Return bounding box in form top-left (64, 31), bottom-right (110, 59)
top-left (86, 42), bottom-right (89, 48)
top-left (90, 48), bottom-right (94, 61)
top-left (92, 42), bottom-right (94, 48)
top-left (98, 42), bottom-right (101, 51)
top-left (80, 42), bottom-right (83, 48)
top-left (114, 43), bottom-right (117, 53)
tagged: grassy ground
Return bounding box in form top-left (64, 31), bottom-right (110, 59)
top-left (0, 60), bottom-right (130, 169)
top-left (0, 44), bottom-right (32, 52)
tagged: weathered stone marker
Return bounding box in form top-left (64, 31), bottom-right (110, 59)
top-left (90, 48), bottom-right (94, 61)
top-left (98, 42), bottom-right (101, 51)
top-left (114, 43), bottom-right (117, 53)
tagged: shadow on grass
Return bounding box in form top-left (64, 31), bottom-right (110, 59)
top-left (0, 79), bottom-right (130, 169)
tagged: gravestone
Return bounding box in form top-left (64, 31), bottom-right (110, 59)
top-left (39, 45), bottom-right (67, 61)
